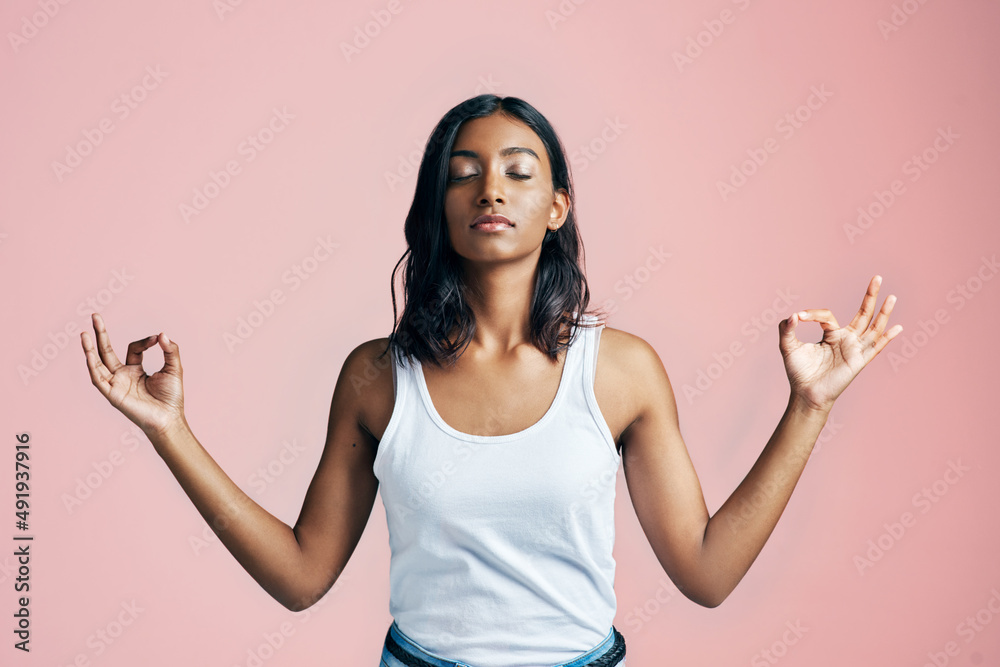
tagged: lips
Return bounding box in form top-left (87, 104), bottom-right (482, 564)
top-left (471, 214), bottom-right (513, 228)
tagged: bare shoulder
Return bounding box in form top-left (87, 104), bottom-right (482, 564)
top-left (593, 326), bottom-right (676, 445)
top-left (598, 326), bottom-right (670, 381)
top-left (338, 337), bottom-right (396, 444)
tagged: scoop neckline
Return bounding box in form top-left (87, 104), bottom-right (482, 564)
top-left (413, 332), bottom-right (580, 443)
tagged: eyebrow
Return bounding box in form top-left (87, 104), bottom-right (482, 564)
top-left (449, 147), bottom-right (540, 161)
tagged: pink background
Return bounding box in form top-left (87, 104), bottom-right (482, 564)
top-left (2, 0), bottom-right (999, 665)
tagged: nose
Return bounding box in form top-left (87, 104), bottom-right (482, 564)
top-left (476, 167), bottom-right (505, 206)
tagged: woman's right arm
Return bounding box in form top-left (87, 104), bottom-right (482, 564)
top-left (81, 313), bottom-right (384, 611)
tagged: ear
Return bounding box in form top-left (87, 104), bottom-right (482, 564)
top-left (548, 188), bottom-right (570, 231)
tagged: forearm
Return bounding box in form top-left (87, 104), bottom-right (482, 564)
top-left (149, 420), bottom-right (314, 610)
top-left (698, 394), bottom-right (830, 605)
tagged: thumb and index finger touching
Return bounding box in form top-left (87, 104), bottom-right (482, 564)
top-left (81, 313), bottom-right (182, 381)
top-left (779, 275), bottom-right (904, 350)
top-left (779, 308), bottom-right (840, 347)
top-left (781, 274), bottom-right (895, 339)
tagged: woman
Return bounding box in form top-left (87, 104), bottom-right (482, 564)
top-left (81, 94), bottom-right (901, 667)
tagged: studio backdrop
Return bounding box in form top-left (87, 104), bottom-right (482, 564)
top-left (2, 1), bottom-right (998, 665)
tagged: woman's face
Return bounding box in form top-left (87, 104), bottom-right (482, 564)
top-left (443, 112), bottom-right (569, 267)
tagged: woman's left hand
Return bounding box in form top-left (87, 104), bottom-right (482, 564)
top-left (779, 275), bottom-right (902, 413)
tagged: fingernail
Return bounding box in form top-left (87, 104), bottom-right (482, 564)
top-left (162, 333), bottom-right (170, 345)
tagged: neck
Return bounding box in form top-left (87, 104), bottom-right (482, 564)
top-left (458, 258), bottom-right (539, 355)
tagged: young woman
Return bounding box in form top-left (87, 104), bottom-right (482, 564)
top-left (81, 94), bottom-right (901, 667)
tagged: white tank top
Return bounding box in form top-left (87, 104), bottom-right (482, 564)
top-left (373, 314), bottom-right (621, 667)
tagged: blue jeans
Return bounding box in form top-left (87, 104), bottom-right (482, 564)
top-left (379, 621), bottom-right (626, 667)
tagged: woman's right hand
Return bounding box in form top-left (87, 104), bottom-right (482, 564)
top-left (81, 312), bottom-right (187, 441)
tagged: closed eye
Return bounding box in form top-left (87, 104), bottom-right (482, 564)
top-left (449, 173), bottom-right (532, 182)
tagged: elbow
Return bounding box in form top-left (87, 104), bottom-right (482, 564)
top-left (279, 600), bottom-right (303, 612)
top-left (277, 592), bottom-right (309, 612)
top-left (276, 584), bottom-right (321, 612)
top-left (691, 590), bottom-right (728, 609)
top-left (676, 579), bottom-right (733, 609)
top-left (275, 573), bottom-right (340, 612)
top-left (269, 584), bottom-right (307, 612)
top-left (276, 591), bottom-right (315, 613)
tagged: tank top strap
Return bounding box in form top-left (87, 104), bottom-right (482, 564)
top-left (579, 314), bottom-right (605, 389)
top-left (390, 345), bottom-right (397, 397)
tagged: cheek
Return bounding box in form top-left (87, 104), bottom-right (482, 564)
top-left (521, 187), bottom-right (554, 219)
top-left (443, 196), bottom-right (461, 224)
top-left (442, 195), bottom-right (465, 241)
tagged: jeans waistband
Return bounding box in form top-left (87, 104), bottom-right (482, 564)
top-left (382, 621), bottom-right (626, 667)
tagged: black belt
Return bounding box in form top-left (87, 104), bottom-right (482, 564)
top-left (384, 626), bottom-right (626, 667)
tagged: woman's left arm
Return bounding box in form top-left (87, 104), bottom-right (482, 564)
top-left (621, 275), bottom-right (901, 607)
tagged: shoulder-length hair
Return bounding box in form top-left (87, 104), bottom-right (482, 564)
top-left (381, 94), bottom-right (605, 369)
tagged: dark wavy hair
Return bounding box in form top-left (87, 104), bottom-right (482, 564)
top-left (380, 94), bottom-right (605, 369)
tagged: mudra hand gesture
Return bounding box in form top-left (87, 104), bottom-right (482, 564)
top-left (80, 312), bottom-right (187, 440)
top-left (779, 275), bottom-right (902, 413)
